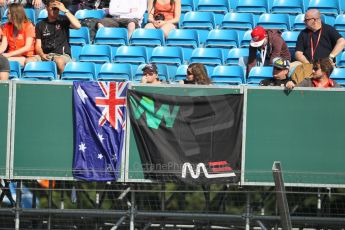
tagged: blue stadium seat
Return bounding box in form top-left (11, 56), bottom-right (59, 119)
top-left (166, 29), bottom-right (200, 48)
top-left (61, 62), bottom-right (96, 81)
top-left (97, 63), bottom-right (132, 81)
top-left (180, 11), bottom-right (215, 30)
top-left (281, 31), bottom-right (299, 48)
top-left (292, 14), bottom-right (306, 30)
top-left (225, 48), bottom-right (249, 65)
top-left (114, 46), bottom-right (148, 64)
top-left (22, 61), bottom-right (57, 81)
top-left (205, 29), bottom-right (239, 49)
top-left (94, 27), bottom-right (128, 46)
top-left (9, 61), bottom-right (22, 79)
top-left (330, 68), bottom-right (345, 86)
top-left (173, 65), bottom-right (189, 82)
top-left (220, 12), bottom-right (255, 30)
top-left (71, 45), bottom-right (82, 61)
top-left (196, 0), bottom-right (229, 26)
top-left (37, 9), bottom-right (48, 23)
top-left (130, 28), bottom-right (165, 46)
top-left (236, 0), bottom-right (268, 14)
top-left (257, 13), bottom-right (290, 31)
top-left (134, 63), bottom-right (170, 82)
top-left (334, 15), bottom-right (345, 32)
top-left (150, 46), bottom-right (184, 78)
top-left (182, 0), bottom-right (195, 12)
top-left (78, 45), bottom-right (112, 63)
top-left (190, 48), bottom-right (223, 73)
top-left (307, 0), bottom-right (339, 16)
top-left (211, 65), bottom-right (245, 85)
top-left (240, 30), bottom-right (252, 47)
top-left (69, 27), bottom-right (90, 45)
top-left (75, 9), bottom-right (105, 19)
top-left (247, 66), bottom-right (273, 85)
top-left (150, 46), bottom-right (184, 65)
top-left (166, 29), bottom-right (200, 62)
top-left (270, 0), bottom-right (304, 14)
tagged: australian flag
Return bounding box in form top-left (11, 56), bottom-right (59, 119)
top-left (72, 81), bottom-right (128, 181)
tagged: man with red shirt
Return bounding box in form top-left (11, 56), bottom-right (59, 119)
top-left (286, 58), bottom-right (340, 89)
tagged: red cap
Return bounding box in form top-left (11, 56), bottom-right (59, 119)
top-left (250, 26), bottom-right (267, 47)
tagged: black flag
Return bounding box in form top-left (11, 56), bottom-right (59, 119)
top-left (128, 90), bottom-right (243, 185)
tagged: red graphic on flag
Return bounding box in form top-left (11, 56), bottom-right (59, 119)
top-left (95, 82), bottom-right (127, 129)
top-left (208, 161), bottom-right (233, 172)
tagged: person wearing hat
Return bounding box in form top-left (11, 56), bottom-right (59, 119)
top-left (247, 26), bottom-right (291, 78)
top-left (286, 58), bottom-right (340, 89)
top-left (260, 57), bottom-right (291, 87)
top-left (141, 63), bottom-right (162, 84)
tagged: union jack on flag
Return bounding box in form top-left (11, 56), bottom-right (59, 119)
top-left (72, 81), bottom-right (128, 181)
top-left (96, 82), bottom-right (127, 130)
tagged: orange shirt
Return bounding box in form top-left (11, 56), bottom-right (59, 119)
top-left (154, 1), bottom-right (175, 21)
top-left (2, 21), bottom-right (35, 57)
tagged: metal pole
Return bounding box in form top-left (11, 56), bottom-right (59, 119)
top-left (245, 192), bottom-right (250, 230)
top-left (60, 181), bottom-right (65, 210)
top-left (15, 181), bottom-right (22, 230)
top-left (48, 180), bottom-right (53, 230)
top-left (130, 191), bottom-right (135, 230)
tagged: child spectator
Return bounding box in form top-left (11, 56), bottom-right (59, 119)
top-left (260, 57), bottom-right (291, 87)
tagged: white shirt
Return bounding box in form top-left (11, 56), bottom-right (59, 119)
top-left (109, 0), bottom-right (147, 20)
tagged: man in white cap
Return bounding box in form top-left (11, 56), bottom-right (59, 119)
top-left (247, 26), bottom-right (291, 77)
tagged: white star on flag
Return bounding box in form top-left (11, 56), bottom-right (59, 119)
top-left (79, 142), bottom-right (87, 152)
top-left (97, 154), bottom-right (103, 160)
top-left (77, 85), bottom-right (88, 104)
top-left (97, 133), bottom-right (104, 142)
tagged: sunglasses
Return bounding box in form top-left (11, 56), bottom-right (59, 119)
top-left (304, 18), bottom-right (319, 22)
top-left (313, 66), bottom-right (319, 71)
top-left (187, 70), bottom-right (193, 75)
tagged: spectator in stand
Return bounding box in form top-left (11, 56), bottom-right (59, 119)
top-left (144, 0), bottom-right (181, 38)
top-left (97, 0), bottom-right (147, 38)
top-left (260, 57), bottom-right (291, 87)
top-left (141, 63), bottom-right (162, 84)
top-left (0, 0), bottom-right (45, 20)
top-left (29, 0), bottom-right (81, 75)
top-left (0, 3), bottom-right (36, 66)
top-left (286, 58), bottom-right (340, 89)
top-left (247, 26), bottom-right (290, 78)
top-left (0, 55), bottom-right (10, 80)
top-left (179, 63), bottom-right (212, 85)
top-left (295, 9), bottom-right (345, 64)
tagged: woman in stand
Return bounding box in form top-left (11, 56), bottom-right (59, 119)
top-left (180, 63), bottom-right (212, 85)
top-left (144, 0), bottom-right (181, 38)
top-left (0, 3), bottom-right (36, 66)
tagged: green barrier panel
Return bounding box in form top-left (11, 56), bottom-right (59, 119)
top-left (0, 82), bottom-right (9, 177)
top-left (244, 88), bottom-right (345, 186)
top-left (127, 85), bottom-right (242, 181)
top-left (13, 82), bottom-right (74, 179)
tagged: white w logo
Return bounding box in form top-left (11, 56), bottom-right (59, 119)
top-left (181, 162), bottom-right (236, 179)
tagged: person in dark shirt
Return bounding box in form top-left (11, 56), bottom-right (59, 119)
top-left (141, 63), bottom-right (162, 84)
top-left (247, 26), bottom-right (290, 78)
top-left (30, 0), bottom-right (81, 74)
top-left (260, 57), bottom-right (291, 87)
top-left (295, 9), bottom-right (345, 64)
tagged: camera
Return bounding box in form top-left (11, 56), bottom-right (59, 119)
top-left (154, 13), bottom-right (165, 21)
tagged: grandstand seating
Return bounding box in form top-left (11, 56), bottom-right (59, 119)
top-left (130, 29), bottom-right (165, 47)
top-left (173, 65), bottom-right (189, 82)
top-left (211, 65), bottom-right (245, 85)
top-left (22, 61), bottom-right (57, 81)
top-left (240, 30), bottom-right (252, 47)
top-left (97, 63), bottom-right (132, 82)
top-left (330, 68), bottom-right (345, 86)
top-left (205, 29), bottom-right (239, 49)
top-left (196, 0), bottom-right (229, 25)
top-left (69, 27), bottom-right (91, 46)
top-left (220, 12), bottom-right (255, 30)
top-left (190, 47), bottom-right (223, 74)
top-left (225, 48), bottom-right (249, 65)
top-left (78, 45), bottom-right (112, 63)
top-left (166, 29), bottom-right (199, 61)
top-left (270, 0), bottom-right (304, 15)
top-left (247, 66), bottom-right (273, 85)
top-left (75, 9), bottom-right (105, 20)
top-left (94, 27), bottom-right (128, 46)
top-left (307, 0), bottom-right (340, 16)
top-left (37, 9), bottom-right (48, 23)
top-left (236, 0), bottom-right (268, 14)
top-left (9, 61), bottom-right (22, 80)
top-left (257, 13), bottom-right (291, 31)
top-left (61, 62), bottom-right (96, 81)
top-left (334, 15), bottom-right (345, 31)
